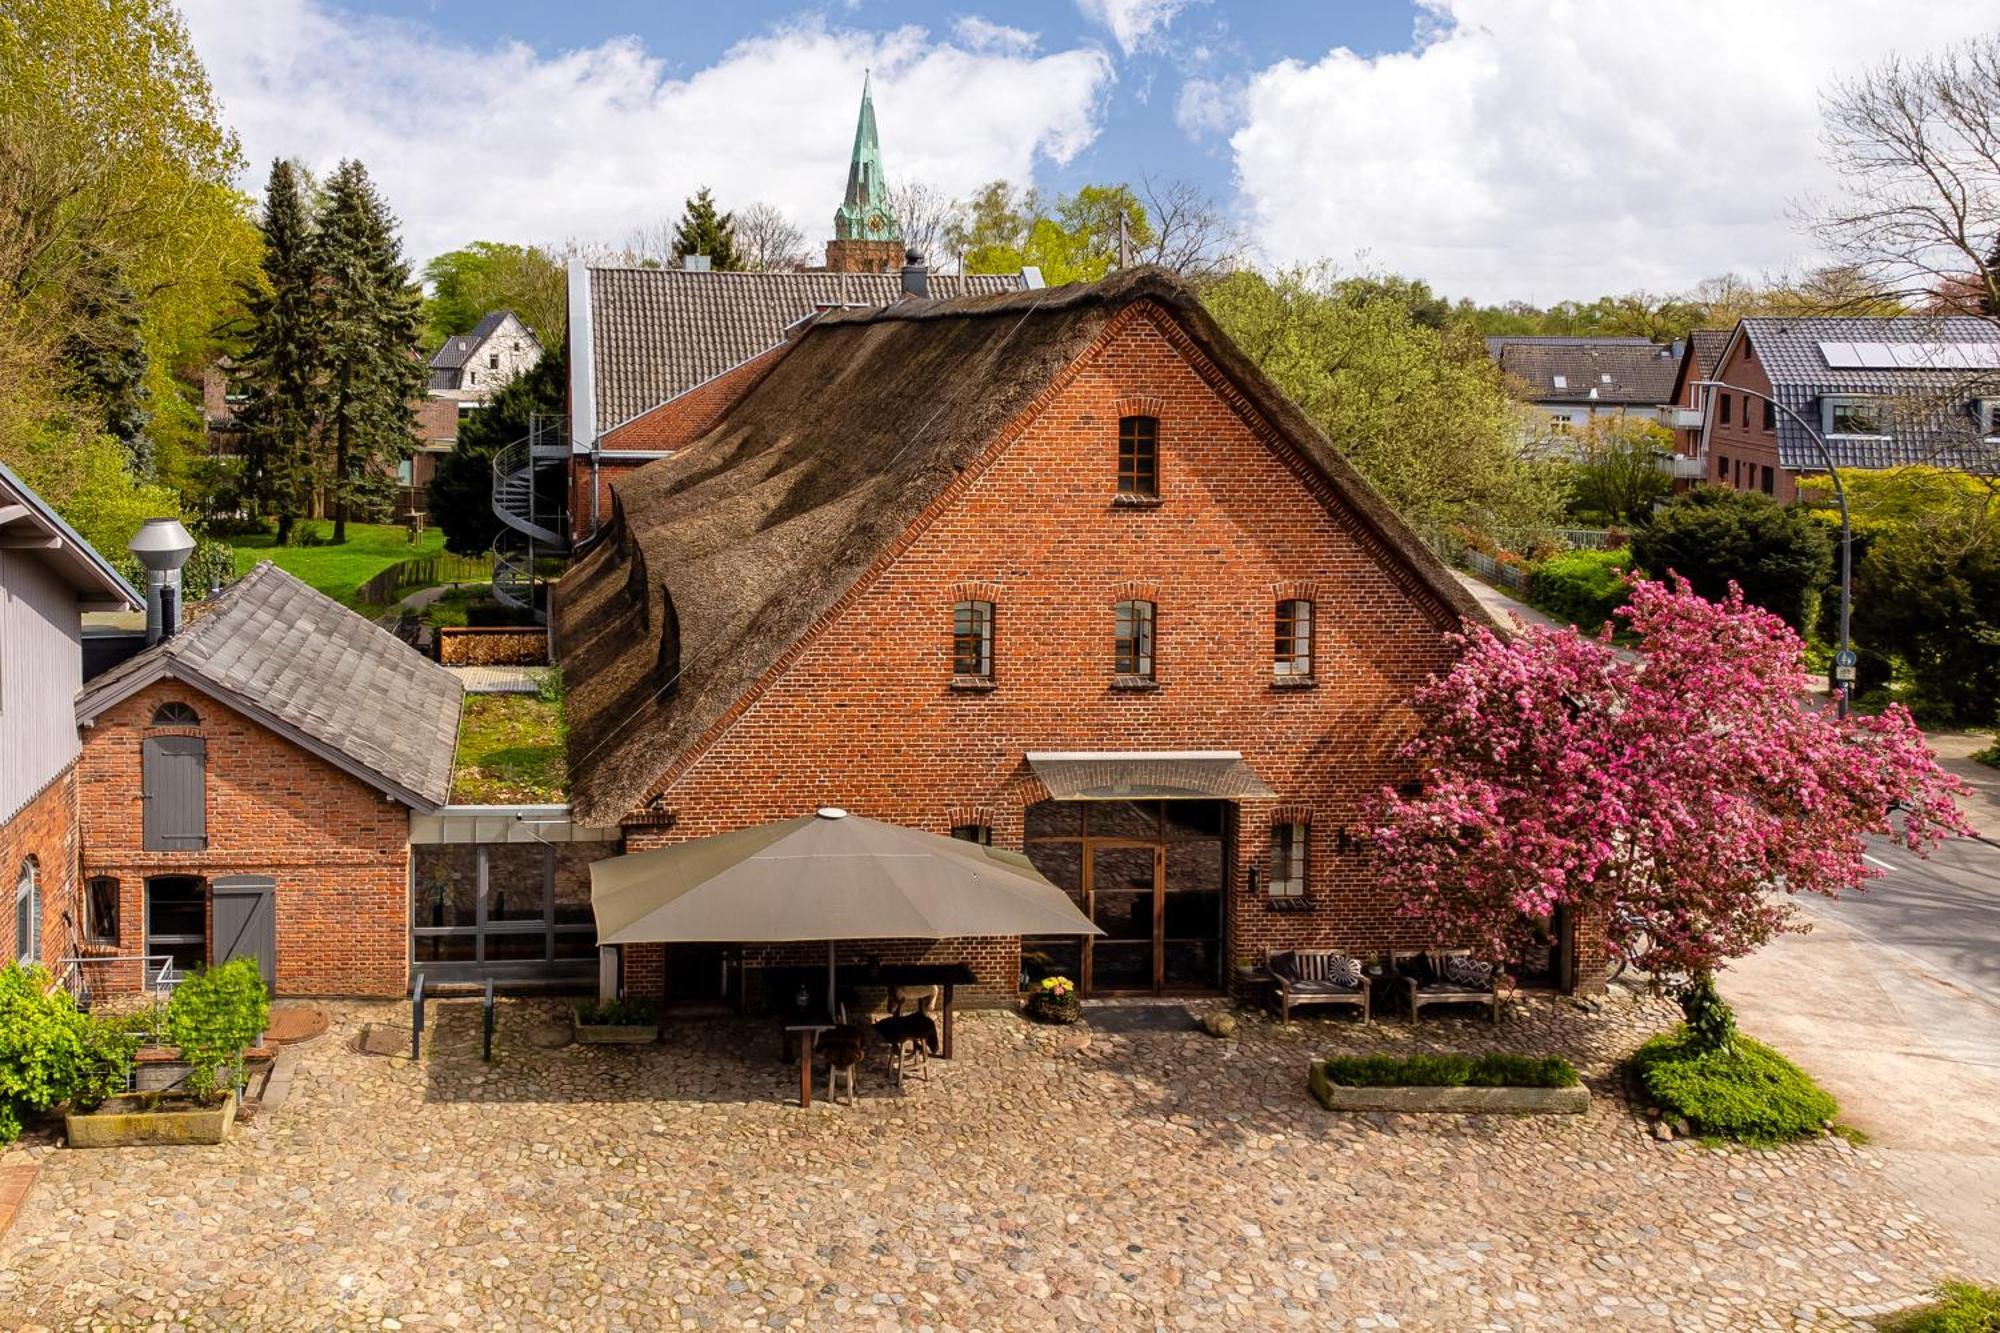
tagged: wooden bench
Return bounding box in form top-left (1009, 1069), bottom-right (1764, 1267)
top-left (1266, 949), bottom-right (1371, 1023)
top-left (1391, 950), bottom-right (1500, 1023)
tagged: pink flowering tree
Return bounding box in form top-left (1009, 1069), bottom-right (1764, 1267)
top-left (1368, 577), bottom-right (1967, 1035)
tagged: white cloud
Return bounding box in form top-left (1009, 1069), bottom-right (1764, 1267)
top-left (952, 16), bottom-right (1039, 56)
top-left (1174, 76), bottom-right (1238, 138)
top-left (1230, 0), bottom-right (2000, 303)
top-left (179, 3), bottom-right (1113, 265)
top-left (1076, 0), bottom-right (1191, 56)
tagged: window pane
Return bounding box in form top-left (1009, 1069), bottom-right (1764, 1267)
top-left (484, 844), bottom-right (549, 923)
top-left (554, 845), bottom-right (613, 928)
top-left (1830, 400), bottom-right (1880, 435)
top-left (1019, 937), bottom-right (1081, 988)
top-left (1115, 601), bottom-right (1154, 677)
top-left (1089, 800), bottom-right (1158, 840)
top-left (1161, 800), bottom-right (1225, 841)
top-left (952, 601), bottom-right (992, 677)
top-left (1275, 600), bottom-right (1313, 676)
top-left (552, 930), bottom-right (600, 960)
top-left (1024, 841), bottom-right (1083, 899)
top-left (88, 878), bottom-right (119, 944)
top-left (414, 933), bottom-right (476, 963)
top-left (414, 846), bottom-right (479, 929)
top-left (949, 824), bottom-right (992, 845)
top-left (146, 878), bottom-right (205, 939)
top-left (483, 931), bottom-right (548, 961)
top-left (1267, 824), bottom-right (1308, 897)
top-left (1117, 416), bottom-right (1158, 496)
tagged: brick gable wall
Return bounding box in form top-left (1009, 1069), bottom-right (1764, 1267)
top-left (611, 305), bottom-right (1596, 1001)
top-left (77, 679), bottom-right (412, 997)
top-left (0, 765), bottom-right (79, 971)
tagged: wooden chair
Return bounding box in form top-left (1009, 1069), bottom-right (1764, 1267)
top-left (1265, 949), bottom-right (1371, 1023)
top-left (1390, 949), bottom-right (1500, 1023)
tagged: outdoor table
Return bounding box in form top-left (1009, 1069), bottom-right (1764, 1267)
top-left (779, 1003), bottom-right (839, 1109)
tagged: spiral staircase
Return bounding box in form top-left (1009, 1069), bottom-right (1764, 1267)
top-left (490, 418), bottom-right (570, 623)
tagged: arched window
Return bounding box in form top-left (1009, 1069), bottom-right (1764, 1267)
top-left (14, 858), bottom-right (39, 964)
top-left (151, 701), bottom-right (200, 727)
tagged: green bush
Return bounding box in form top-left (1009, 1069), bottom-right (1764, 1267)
top-left (0, 964), bottom-right (86, 1143)
top-left (164, 958), bottom-right (270, 1100)
top-left (1526, 547), bottom-right (1632, 629)
top-left (576, 997), bottom-right (657, 1027)
top-left (1629, 488), bottom-right (1833, 632)
top-left (1629, 1026), bottom-right (1837, 1145)
top-left (1879, 1282), bottom-right (2000, 1332)
top-left (68, 1013), bottom-right (142, 1112)
top-left (1319, 1052), bottom-right (1578, 1088)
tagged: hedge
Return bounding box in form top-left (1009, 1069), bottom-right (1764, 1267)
top-left (1526, 547), bottom-right (1632, 630)
top-left (1317, 1052), bottom-right (1578, 1089)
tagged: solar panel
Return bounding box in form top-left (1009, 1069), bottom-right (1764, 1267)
top-left (1818, 340), bottom-right (2000, 369)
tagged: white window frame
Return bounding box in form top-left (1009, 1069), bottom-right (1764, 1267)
top-left (1976, 398), bottom-right (2000, 439)
top-left (14, 859), bottom-right (38, 964)
top-left (1821, 395), bottom-right (1888, 439)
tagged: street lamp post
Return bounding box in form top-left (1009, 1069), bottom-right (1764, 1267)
top-left (1690, 380), bottom-right (1854, 718)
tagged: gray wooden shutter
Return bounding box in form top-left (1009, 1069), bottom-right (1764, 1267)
top-left (142, 736), bottom-right (207, 851)
top-left (211, 876), bottom-right (276, 990)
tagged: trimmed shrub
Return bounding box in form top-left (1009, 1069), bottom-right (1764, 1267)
top-left (1629, 1026), bottom-right (1837, 1145)
top-left (1318, 1052), bottom-right (1578, 1089)
top-left (576, 997), bottom-right (657, 1027)
top-left (1527, 547), bottom-right (1632, 630)
top-left (1880, 1282), bottom-right (2000, 1332)
top-left (1629, 488), bottom-right (1833, 632)
top-left (164, 958), bottom-right (270, 1100)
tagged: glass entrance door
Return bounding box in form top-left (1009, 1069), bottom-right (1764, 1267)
top-left (1023, 799), bottom-right (1228, 995)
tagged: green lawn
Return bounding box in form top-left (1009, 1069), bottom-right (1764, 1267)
top-left (231, 521), bottom-right (443, 608)
top-left (451, 691), bottom-right (566, 804)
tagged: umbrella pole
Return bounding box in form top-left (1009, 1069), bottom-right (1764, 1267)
top-left (827, 940), bottom-right (837, 1019)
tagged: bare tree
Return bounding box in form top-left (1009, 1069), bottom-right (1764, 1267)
top-left (1137, 176), bottom-right (1244, 284)
top-left (1814, 36), bottom-right (2000, 313)
top-left (735, 201), bottom-right (811, 271)
top-left (889, 178), bottom-right (961, 271)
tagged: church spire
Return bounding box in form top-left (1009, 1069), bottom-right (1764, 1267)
top-left (833, 71), bottom-right (900, 245)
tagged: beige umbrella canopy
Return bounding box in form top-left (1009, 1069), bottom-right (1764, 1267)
top-left (591, 808), bottom-right (1100, 948)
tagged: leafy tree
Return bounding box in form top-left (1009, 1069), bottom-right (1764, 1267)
top-left (1560, 416), bottom-right (1673, 524)
top-left (164, 958), bottom-right (269, 1100)
top-left (1203, 266), bottom-right (1566, 539)
top-left (313, 159), bottom-right (423, 543)
top-left (669, 187), bottom-right (741, 271)
top-left (1629, 488), bottom-right (1833, 632)
top-left (1367, 578), bottom-right (1968, 1030)
top-left (428, 346), bottom-right (565, 556)
top-left (420, 241), bottom-right (565, 347)
top-left (957, 182), bottom-right (1155, 284)
top-left (231, 158), bottom-right (321, 543)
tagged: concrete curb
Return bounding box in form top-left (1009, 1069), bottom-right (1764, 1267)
top-left (1308, 1063), bottom-right (1590, 1114)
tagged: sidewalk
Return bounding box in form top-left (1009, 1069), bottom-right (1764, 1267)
top-left (1928, 731), bottom-right (2000, 843)
top-left (1449, 570), bottom-right (1560, 632)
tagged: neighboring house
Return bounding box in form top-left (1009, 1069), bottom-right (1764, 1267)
top-left (1665, 329), bottom-right (1733, 468)
top-left (73, 561), bottom-right (466, 996)
top-left (553, 267), bottom-right (1600, 1009)
top-left (1486, 335), bottom-right (1681, 447)
top-left (1693, 315), bottom-right (2000, 503)
top-left (0, 466), bottom-right (143, 973)
top-left (427, 311), bottom-right (542, 403)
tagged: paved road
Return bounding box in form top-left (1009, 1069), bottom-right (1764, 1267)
top-left (1727, 833), bottom-right (2000, 1280)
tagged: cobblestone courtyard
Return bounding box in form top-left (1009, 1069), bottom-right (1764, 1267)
top-left (0, 992), bottom-right (1967, 1331)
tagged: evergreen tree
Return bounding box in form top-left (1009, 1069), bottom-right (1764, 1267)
top-left (670, 187), bottom-right (741, 270)
top-left (313, 159), bottom-right (423, 543)
top-left (60, 243), bottom-right (153, 476)
top-left (230, 158), bottom-right (321, 543)
top-left (427, 346), bottom-right (566, 556)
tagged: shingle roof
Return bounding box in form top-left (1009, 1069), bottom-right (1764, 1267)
top-left (1492, 339), bottom-right (1681, 407)
top-left (1738, 316), bottom-right (2000, 472)
top-left (1483, 334), bottom-right (1656, 355)
top-left (427, 311), bottom-right (516, 371)
top-left (584, 268), bottom-right (1027, 433)
top-left (552, 266), bottom-right (1489, 825)
top-left (76, 562), bottom-right (463, 808)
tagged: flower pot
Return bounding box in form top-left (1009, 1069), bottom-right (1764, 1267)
top-left (572, 1006), bottom-right (660, 1044)
top-left (65, 1091), bottom-right (237, 1148)
top-left (1024, 991), bottom-right (1082, 1025)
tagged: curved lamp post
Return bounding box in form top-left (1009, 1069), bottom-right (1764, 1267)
top-left (1690, 380), bottom-right (1853, 718)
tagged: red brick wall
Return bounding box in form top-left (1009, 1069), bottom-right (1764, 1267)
top-left (612, 303), bottom-right (1508, 1001)
top-left (1708, 342), bottom-right (1798, 502)
top-left (77, 680), bottom-right (412, 997)
top-left (0, 765), bottom-right (80, 971)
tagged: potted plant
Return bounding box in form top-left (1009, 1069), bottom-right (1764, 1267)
top-left (573, 996), bottom-right (660, 1044)
top-left (67, 959), bottom-right (268, 1148)
top-left (1023, 975), bottom-right (1082, 1025)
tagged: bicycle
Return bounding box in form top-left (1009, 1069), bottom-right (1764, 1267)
top-left (1607, 907), bottom-right (1653, 983)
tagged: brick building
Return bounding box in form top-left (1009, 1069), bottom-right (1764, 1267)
top-left (1680, 315), bottom-right (2000, 502)
top-left (555, 268), bottom-right (1594, 1007)
top-left (0, 466), bottom-right (142, 974)
top-left (72, 562), bottom-right (463, 997)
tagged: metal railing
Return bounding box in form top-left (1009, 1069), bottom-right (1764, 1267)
top-left (58, 953), bottom-right (182, 998)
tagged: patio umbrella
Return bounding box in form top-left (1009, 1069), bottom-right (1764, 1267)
top-left (589, 807), bottom-right (1100, 1010)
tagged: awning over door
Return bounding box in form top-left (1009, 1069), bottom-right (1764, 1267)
top-left (1025, 751), bottom-right (1275, 801)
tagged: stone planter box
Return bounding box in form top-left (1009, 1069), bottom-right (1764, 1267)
top-left (1309, 1063), bottom-right (1589, 1114)
top-left (65, 1092), bottom-right (237, 1148)
top-left (572, 1010), bottom-right (659, 1044)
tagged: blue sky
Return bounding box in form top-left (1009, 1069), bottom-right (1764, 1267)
top-left (178, 0), bottom-right (2000, 302)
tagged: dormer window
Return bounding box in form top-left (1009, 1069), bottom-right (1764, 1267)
top-left (1117, 416), bottom-right (1158, 498)
top-left (1823, 396), bottom-right (1886, 438)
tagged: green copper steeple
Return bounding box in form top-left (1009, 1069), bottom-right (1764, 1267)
top-left (833, 72), bottom-right (901, 244)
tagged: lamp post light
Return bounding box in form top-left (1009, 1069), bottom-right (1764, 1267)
top-left (1690, 380), bottom-right (1854, 718)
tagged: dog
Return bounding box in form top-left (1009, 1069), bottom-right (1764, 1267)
top-left (873, 995), bottom-right (940, 1087)
top-left (819, 1024), bottom-right (867, 1106)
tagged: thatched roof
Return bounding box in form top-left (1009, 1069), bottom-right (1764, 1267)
top-left (554, 266), bottom-right (1487, 826)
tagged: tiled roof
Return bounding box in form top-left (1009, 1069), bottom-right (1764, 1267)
top-left (428, 311), bottom-right (515, 371)
top-left (76, 562), bottom-right (464, 808)
top-left (1492, 339), bottom-right (1681, 407)
top-left (1738, 316), bottom-right (2000, 472)
top-left (584, 268), bottom-right (1027, 433)
top-left (1483, 334), bottom-right (1656, 355)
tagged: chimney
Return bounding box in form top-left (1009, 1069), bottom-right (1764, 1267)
top-left (901, 249), bottom-right (928, 299)
top-left (681, 253), bottom-right (712, 273)
top-left (128, 517), bottom-right (196, 645)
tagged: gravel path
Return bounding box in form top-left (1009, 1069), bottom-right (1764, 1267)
top-left (0, 992), bottom-right (1964, 1331)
